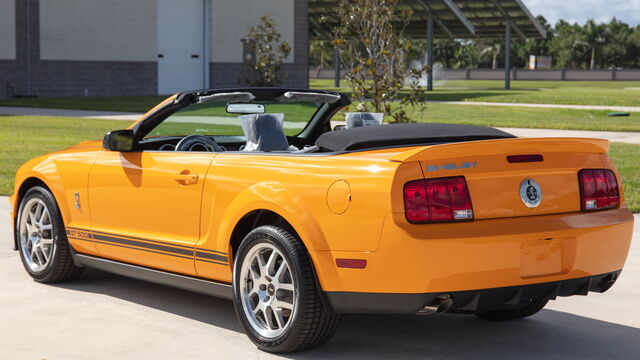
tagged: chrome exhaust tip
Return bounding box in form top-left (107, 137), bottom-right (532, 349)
top-left (417, 295), bottom-right (453, 315)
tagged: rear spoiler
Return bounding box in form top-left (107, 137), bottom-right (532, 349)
top-left (388, 137), bottom-right (610, 163)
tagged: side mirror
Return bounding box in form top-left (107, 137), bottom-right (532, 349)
top-left (103, 129), bottom-right (135, 152)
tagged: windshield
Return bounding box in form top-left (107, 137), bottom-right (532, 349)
top-left (144, 101), bottom-right (322, 139)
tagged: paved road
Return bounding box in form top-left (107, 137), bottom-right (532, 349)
top-left (1, 197), bottom-right (639, 359)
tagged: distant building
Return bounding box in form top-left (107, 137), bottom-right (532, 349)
top-left (0, 0), bottom-right (308, 98)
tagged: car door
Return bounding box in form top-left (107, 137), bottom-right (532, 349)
top-left (87, 150), bottom-right (215, 276)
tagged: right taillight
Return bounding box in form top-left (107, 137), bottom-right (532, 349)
top-left (578, 169), bottom-right (620, 211)
top-left (403, 176), bottom-right (474, 223)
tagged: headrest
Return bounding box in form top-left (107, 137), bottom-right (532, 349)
top-left (240, 113), bottom-right (289, 152)
top-left (345, 112), bottom-right (384, 128)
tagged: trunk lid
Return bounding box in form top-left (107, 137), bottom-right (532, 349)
top-left (389, 138), bottom-right (611, 220)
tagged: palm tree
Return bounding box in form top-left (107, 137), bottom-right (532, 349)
top-left (478, 41), bottom-right (502, 69)
top-left (582, 20), bottom-right (607, 69)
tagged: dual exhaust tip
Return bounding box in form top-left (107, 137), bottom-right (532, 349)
top-left (417, 295), bottom-right (453, 315)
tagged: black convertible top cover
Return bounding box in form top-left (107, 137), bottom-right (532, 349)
top-left (315, 123), bottom-right (516, 151)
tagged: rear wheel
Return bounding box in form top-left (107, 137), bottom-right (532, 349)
top-left (475, 298), bottom-right (549, 321)
top-left (232, 225), bottom-right (340, 353)
top-left (16, 186), bottom-right (84, 283)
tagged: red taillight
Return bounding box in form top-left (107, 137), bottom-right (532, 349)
top-left (507, 154), bottom-right (544, 163)
top-left (403, 176), bottom-right (473, 223)
top-left (578, 169), bottom-right (620, 211)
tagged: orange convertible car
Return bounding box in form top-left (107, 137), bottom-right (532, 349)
top-left (10, 88), bottom-right (634, 353)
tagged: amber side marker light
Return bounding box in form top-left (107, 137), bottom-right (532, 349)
top-left (336, 259), bottom-right (367, 269)
top-left (579, 169), bottom-right (620, 211)
top-left (507, 154), bottom-right (544, 163)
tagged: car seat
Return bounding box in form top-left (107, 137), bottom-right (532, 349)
top-left (240, 113), bottom-right (290, 152)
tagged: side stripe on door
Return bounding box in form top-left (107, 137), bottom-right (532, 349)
top-left (66, 227), bottom-right (228, 266)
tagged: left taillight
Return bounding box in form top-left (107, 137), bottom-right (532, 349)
top-left (578, 169), bottom-right (620, 211)
top-left (403, 176), bottom-right (474, 224)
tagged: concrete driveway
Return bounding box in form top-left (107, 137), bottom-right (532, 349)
top-left (1, 197), bottom-right (638, 359)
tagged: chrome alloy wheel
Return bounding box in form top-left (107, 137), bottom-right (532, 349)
top-left (239, 243), bottom-right (297, 338)
top-left (19, 198), bottom-right (56, 273)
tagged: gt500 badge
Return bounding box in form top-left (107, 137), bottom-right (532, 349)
top-left (520, 179), bottom-right (542, 208)
top-left (426, 161), bottom-right (478, 172)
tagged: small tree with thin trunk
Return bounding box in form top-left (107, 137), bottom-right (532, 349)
top-left (326, 0), bottom-right (428, 123)
top-left (243, 16), bottom-right (292, 86)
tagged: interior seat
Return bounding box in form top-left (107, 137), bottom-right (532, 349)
top-left (241, 114), bottom-right (290, 152)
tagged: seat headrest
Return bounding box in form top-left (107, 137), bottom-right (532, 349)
top-left (240, 113), bottom-right (289, 152)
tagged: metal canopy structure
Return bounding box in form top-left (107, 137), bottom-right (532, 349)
top-left (308, 0), bottom-right (547, 90)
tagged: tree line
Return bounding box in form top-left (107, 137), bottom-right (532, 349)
top-left (311, 16), bottom-right (640, 70)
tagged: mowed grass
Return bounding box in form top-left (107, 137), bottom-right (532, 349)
top-left (609, 143), bottom-right (640, 212)
top-left (413, 103), bottom-right (640, 132)
top-left (1, 115), bottom-right (638, 212)
top-left (311, 79), bottom-right (640, 107)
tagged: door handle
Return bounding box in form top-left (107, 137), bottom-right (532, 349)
top-left (175, 172), bottom-right (199, 186)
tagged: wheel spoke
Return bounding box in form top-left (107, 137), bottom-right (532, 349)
top-left (276, 299), bottom-right (293, 310)
top-left (34, 247), bottom-right (46, 265)
top-left (38, 208), bottom-right (49, 226)
top-left (266, 251), bottom-right (278, 275)
top-left (279, 283), bottom-right (294, 292)
top-left (39, 223), bottom-right (52, 231)
top-left (40, 238), bottom-right (54, 246)
top-left (273, 307), bottom-right (285, 329)
top-left (274, 261), bottom-right (286, 281)
top-left (264, 306), bottom-right (276, 330)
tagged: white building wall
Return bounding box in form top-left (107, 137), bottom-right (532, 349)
top-left (211, 0), bottom-right (294, 63)
top-left (39, 0), bottom-right (157, 61)
top-left (0, 0), bottom-right (16, 60)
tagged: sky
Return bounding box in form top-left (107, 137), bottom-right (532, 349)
top-left (524, 0), bottom-right (640, 26)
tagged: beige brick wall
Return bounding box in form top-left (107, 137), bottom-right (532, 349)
top-left (39, 0), bottom-right (157, 61)
top-left (0, 0), bottom-right (16, 60)
top-left (211, 0), bottom-right (294, 63)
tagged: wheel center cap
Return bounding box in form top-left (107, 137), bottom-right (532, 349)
top-left (267, 284), bottom-right (275, 296)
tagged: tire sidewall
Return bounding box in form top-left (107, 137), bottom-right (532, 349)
top-left (232, 226), bottom-right (305, 350)
top-left (16, 186), bottom-right (66, 281)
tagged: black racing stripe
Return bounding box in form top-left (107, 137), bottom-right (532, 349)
top-left (89, 229), bottom-right (194, 250)
top-left (67, 235), bottom-right (93, 243)
top-left (195, 251), bottom-right (228, 263)
top-left (196, 248), bottom-right (228, 255)
top-left (195, 258), bottom-right (228, 266)
top-left (91, 233), bottom-right (194, 257)
top-left (68, 236), bottom-right (194, 261)
top-left (67, 227), bottom-right (228, 260)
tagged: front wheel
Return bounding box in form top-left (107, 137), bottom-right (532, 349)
top-left (16, 186), bottom-right (84, 283)
top-left (232, 225), bottom-right (340, 353)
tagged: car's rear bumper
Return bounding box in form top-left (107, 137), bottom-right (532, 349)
top-left (325, 270), bottom-right (620, 314)
top-left (310, 207), bottom-right (634, 301)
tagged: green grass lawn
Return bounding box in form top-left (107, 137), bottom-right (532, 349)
top-left (311, 79), bottom-right (640, 107)
top-left (1, 115), bottom-right (638, 211)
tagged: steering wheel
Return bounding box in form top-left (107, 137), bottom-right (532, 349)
top-left (175, 135), bottom-right (223, 152)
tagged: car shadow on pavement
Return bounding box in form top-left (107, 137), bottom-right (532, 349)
top-left (55, 268), bottom-right (640, 360)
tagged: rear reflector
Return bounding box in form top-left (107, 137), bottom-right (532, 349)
top-left (507, 154), bottom-right (544, 163)
top-left (578, 169), bottom-right (620, 211)
top-left (336, 259), bottom-right (367, 269)
top-left (403, 176), bottom-right (474, 223)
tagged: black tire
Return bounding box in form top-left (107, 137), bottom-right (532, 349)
top-left (475, 298), bottom-right (549, 321)
top-left (16, 186), bottom-right (84, 283)
top-left (232, 225), bottom-right (340, 353)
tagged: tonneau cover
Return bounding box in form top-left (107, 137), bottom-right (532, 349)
top-left (315, 123), bottom-right (515, 151)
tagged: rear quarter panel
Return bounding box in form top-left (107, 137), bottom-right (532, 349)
top-left (195, 153), bottom-right (413, 281)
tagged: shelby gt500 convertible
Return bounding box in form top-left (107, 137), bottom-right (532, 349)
top-left (10, 88), bottom-right (634, 353)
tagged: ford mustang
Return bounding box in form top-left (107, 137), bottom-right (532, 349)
top-left (9, 88), bottom-right (634, 353)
